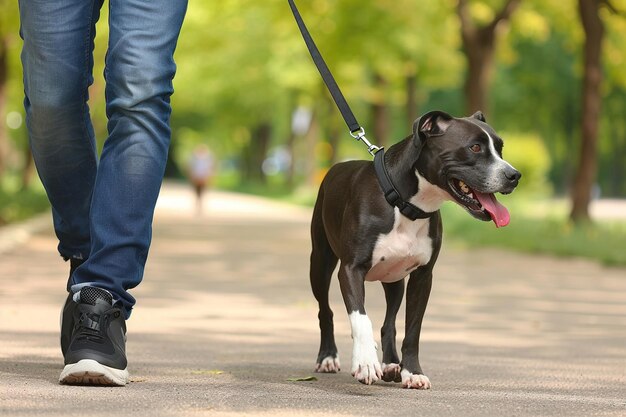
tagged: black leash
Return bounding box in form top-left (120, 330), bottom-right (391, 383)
top-left (288, 0), bottom-right (434, 220)
top-left (287, 0), bottom-right (379, 155)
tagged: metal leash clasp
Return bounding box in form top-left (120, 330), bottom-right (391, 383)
top-left (350, 127), bottom-right (381, 156)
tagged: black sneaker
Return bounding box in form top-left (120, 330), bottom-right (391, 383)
top-left (59, 286), bottom-right (129, 386)
top-left (60, 258), bottom-right (85, 355)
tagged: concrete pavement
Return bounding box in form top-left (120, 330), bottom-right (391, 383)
top-left (1, 182), bottom-right (625, 416)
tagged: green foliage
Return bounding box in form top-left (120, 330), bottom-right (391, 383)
top-left (499, 131), bottom-right (552, 195)
top-left (0, 0), bottom-right (19, 40)
top-left (214, 173), bottom-right (318, 208)
top-left (441, 201), bottom-right (626, 266)
top-left (1, 0), bottom-right (626, 228)
top-left (211, 181), bottom-right (626, 267)
top-left (604, 0), bottom-right (626, 89)
top-left (490, 34), bottom-right (579, 194)
top-left (0, 177), bottom-right (49, 225)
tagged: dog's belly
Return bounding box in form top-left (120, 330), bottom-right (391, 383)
top-left (365, 256), bottom-right (425, 283)
top-left (365, 214), bottom-right (433, 283)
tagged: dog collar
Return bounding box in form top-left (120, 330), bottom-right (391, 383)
top-left (374, 149), bottom-right (435, 221)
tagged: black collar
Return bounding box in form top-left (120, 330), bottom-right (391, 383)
top-left (373, 149), bottom-right (435, 221)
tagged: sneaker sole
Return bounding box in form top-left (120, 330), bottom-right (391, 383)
top-left (59, 359), bottom-right (129, 386)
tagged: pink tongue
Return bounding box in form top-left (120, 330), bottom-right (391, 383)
top-left (474, 191), bottom-right (510, 228)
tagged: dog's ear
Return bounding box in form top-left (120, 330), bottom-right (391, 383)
top-left (413, 111), bottom-right (453, 144)
top-left (471, 110), bottom-right (486, 122)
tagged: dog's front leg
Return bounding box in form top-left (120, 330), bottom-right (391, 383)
top-left (400, 266), bottom-right (433, 389)
top-left (338, 263), bottom-right (382, 385)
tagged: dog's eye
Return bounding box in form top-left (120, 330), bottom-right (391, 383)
top-left (469, 144), bottom-right (481, 153)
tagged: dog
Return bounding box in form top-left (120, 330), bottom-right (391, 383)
top-left (309, 110), bottom-right (521, 389)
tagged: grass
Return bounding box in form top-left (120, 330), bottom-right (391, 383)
top-left (440, 200), bottom-right (626, 267)
top-left (221, 177), bottom-right (626, 267)
top-left (214, 173), bottom-right (318, 207)
top-left (0, 177), bottom-right (50, 226)
top-left (3, 171), bottom-right (625, 267)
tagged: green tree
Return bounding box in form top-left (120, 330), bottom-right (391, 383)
top-left (570, 0), bottom-right (605, 222)
top-left (457, 0), bottom-right (522, 115)
top-left (0, 0), bottom-right (20, 177)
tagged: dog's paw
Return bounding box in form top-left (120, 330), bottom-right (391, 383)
top-left (352, 361), bottom-right (382, 385)
top-left (315, 355), bottom-right (340, 373)
top-left (381, 363), bottom-right (402, 382)
top-left (401, 369), bottom-right (431, 389)
top-left (351, 346), bottom-right (382, 385)
top-left (348, 313), bottom-right (382, 385)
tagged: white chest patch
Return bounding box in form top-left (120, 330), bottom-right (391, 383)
top-left (365, 210), bottom-right (433, 283)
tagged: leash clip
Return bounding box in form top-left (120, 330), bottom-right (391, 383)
top-left (350, 127), bottom-right (381, 156)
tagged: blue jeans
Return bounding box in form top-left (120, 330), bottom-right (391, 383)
top-left (19, 0), bottom-right (188, 318)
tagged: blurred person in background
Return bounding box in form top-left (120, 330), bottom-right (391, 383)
top-left (188, 144), bottom-right (216, 215)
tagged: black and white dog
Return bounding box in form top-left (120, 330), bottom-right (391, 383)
top-left (309, 110), bottom-right (521, 389)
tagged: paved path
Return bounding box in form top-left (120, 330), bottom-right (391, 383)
top-left (1, 182), bottom-right (625, 416)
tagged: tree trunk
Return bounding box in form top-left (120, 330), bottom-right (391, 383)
top-left (406, 73), bottom-right (418, 129)
top-left (370, 72), bottom-right (389, 147)
top-left (325, 93), bottom-right (340, 166)
top-left (304, 110), bottom-right (319, 187)
top-left (0, 37), bottom-right (8, 177)
top-left (241, 122), bottom-right (271, 184)
top-left (327, 122), bottom-right (340, 166)
top-left (457, 0), bottom-right (520, 116)
top-left (463, 37), bottom-right (494, 115)
top-left (285, 92), bottom-right (298, 189)
top-left (570, 0), bottom-right (604, 223)
top-left (285, 129), bottom-right (296, 188)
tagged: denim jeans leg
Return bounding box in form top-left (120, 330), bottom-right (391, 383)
top-left (71, 0), bottom-right (188, 318)
top-left (19, 0), bottom-right (104, 264)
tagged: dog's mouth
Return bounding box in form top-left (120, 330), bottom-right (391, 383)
top-left (448, 179), bottom-right (510, 228)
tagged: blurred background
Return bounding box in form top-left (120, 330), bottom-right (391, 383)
top-left (0, 0), bottom-right (625, 265)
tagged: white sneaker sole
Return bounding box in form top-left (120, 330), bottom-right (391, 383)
top-left (59, 359), bottom-right (129, 386)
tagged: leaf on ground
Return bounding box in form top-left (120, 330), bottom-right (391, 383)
top-left (191, 369), bottom-right (224, 375)
top-left (286, 376), bottom-right (318, 382)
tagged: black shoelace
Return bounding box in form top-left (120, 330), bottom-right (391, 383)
top-left (75, 311), bottom-right (106, 344)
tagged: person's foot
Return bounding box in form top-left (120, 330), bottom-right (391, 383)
top-left (59, 286), bottom-right (129, 386)
top-left (60, 257), bottom-right (85, 354)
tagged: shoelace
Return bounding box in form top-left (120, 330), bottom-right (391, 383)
top-left (74, 311), bottom-right (107, 343)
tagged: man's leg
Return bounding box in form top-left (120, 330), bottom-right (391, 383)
top-left (19, 0), bottom-right (103, 269)
top-left (64, 0), bottom-right (187, 385)
top-left (19, 0), bottom-right (127, 387)
top-left (70, 0), bottom-right (188, 319)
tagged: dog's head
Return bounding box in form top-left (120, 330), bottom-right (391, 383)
top-left (412, 110), bottom-right (521, 227)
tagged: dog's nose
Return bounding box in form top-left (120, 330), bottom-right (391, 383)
top-left (505, 167), bottom-right (522, 184)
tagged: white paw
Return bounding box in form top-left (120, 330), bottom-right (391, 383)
top-left (315, 355), bottom-right (341, 373)
top-left (349, 312), bottom-right (382, 385)
top-left (351, 360), bottom-right (382, 385)
top-left (401, 369), bottom-right (431, 389)
top-left (351, 341), bottom-right (382, 385)
top-left (381, 363), bottom-right (402, 382)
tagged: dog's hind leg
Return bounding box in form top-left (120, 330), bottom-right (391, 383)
top-left (310, 215), bottom-right (340, 373)
top-left (380, 279), bottom-right (404, 382)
